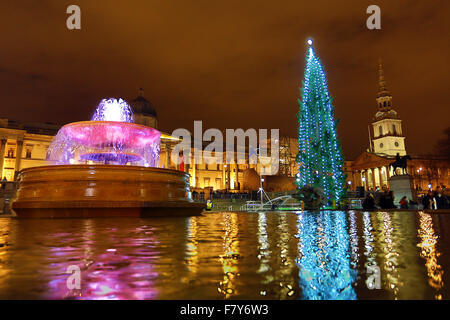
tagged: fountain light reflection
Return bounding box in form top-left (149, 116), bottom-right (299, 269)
top-left (218, 213), bottom-right (240, 298)
top-left (417, 211), bottom-right (444, 299)
top-left (362, 212), bottom-right (378, 289)
top-left (378, 212), bottom-right (400, 298)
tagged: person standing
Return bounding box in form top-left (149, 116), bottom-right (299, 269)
top-left (435, 188), bottom-right (449, 209)
top-left (399, 196), bottom-right (408, 209)
top-left (387, 191), bottom-right (396, 208)
top-left (362, 193), bottom-right (375, 210)
top-left (1, 177), bottom-right (7, 190)
top-left (422, 191), bottom-right (435, 210)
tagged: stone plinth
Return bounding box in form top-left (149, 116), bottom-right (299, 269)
top-left (388, 174), bottom-right (415, 207)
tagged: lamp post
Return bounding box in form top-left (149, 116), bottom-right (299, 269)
top-left (260, 177), bottom-right (265, 205)
top-left (253, 146), bottom-right (267, 206)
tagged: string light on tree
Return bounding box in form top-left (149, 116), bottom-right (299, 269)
top-left (296, 39), bottom-right (346, 205)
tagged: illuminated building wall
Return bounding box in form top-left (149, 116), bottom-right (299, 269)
top-left (0, 120), bottom-right (56, 181)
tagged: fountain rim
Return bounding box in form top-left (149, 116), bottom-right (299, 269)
top-left (17, 164), bottom-right (188, 176)
top-left (59, 120), bottom-right (161, 133)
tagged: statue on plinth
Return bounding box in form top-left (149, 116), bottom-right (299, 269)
top-left (389, 153), bottom-right (412, 175)
top-left (388, 153), bottom-right (416, 207)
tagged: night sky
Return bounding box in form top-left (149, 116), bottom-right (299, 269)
top-left (1, 0), bottom-right (448, 160)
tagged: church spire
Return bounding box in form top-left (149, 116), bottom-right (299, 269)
top-left (377, 58), bottom-right (391, 98)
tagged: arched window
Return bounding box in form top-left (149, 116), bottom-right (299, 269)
top-left (379, 126), bottom-right (383, 136)
top-left (383, 101), bottom-right (386, 107)
top-left (392, 124), bottom-right (397, 135)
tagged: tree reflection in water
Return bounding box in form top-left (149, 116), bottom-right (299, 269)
top-left (296, 211), bottom-right (357, 300)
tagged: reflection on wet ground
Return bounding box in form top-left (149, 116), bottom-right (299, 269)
top-left (0, 211), bottom-right (449, 299)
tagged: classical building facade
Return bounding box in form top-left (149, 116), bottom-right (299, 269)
top-left (347, 60), bottom-right (449, 192)
top-left (159, 136), bottom-right (298, 192)
top-left (1, 89), bottom-right (297, 193)
top-left (0, 119), bottom-right (58, 181)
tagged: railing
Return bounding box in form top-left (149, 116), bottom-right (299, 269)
top-left (211, 204), bottom-right (234, 211)
top-left (242, 201), bottom-right (303, 212)
top-left (348, 198), bottom-right (363, 209)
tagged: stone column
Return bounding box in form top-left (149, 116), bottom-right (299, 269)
top-left (165, 144), bottom-right (171, 169)
top-left (371, 169), bottom-right (377, 190)
top-left (191, 154), bottom-right (196, 187)
top-left (227, 164), bottom-right (231, 190)
top-left (0, 138), bottom-right (7, 178)
top-left (14, 140), bottom-right (24, 179)
top-left (222, 162), bottom-right (227, 189)
top-left (236, 162), bottom-right (240, 191)
top-left (353, 171), bottom-right (358, 187)
top-left (351, 172), bottom-right (356, 190)
top-left (378, 167), bottom-right (384, 189)
top-left (363, 170), bottom-right (369, 190)
top-left (231, 163), bottom-right (235, 189)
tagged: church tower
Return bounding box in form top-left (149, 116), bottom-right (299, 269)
top-left (371, 59), bottom-right (406, 156)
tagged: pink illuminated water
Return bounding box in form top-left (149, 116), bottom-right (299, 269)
top-left (47, 98), bottom-right (160, 167)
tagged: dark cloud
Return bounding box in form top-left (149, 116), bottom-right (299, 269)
top-left (0, 0), bottom-right (448, 159)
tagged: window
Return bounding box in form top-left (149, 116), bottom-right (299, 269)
top-left (380, 143), bottom-right (383, 148)
top-left (378, 126), bottom-right (382, 136)
top-left (204, 177), bottom-right (210, 187)
top-left (215, 178), bottom-right (221, 189)
top-left (7, 148), bottom-right (14, 157)
top-left (26, 149), bottom-right (32, 159)
top-left (392, 124), bottom-right (397, 135)
top-left (395, 142), bottom-right (399, 147)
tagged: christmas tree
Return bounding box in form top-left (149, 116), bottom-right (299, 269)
top-left (296, 40), bottom-right (345, 205)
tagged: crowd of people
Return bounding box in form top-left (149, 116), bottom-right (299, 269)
top-left (420, 187), bottom-right (449, 210)
top-left (362, 185), bottom-right (449, 210)
top-left (362, 190), bottom-right (396, 210)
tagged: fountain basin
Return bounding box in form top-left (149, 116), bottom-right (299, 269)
top-left (12, 165), bottom-right (205, 218)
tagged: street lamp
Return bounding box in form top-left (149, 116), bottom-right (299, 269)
top-left (260, 178), bottom-right (265, 204)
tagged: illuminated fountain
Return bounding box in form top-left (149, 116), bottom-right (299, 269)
top-left (12, 98), bottom-right (204, 218)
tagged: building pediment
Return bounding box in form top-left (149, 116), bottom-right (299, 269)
top-left (352, 151), bottom-right (390, 171)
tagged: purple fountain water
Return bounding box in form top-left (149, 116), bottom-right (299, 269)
top-left (47, 98), bottom-right (161, 167)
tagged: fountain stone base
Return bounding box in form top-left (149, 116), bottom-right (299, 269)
top-left (12, 165), bottom-right (204, 218)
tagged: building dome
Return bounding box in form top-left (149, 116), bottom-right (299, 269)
top-left (130, 88), bottom-right (157, 118)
